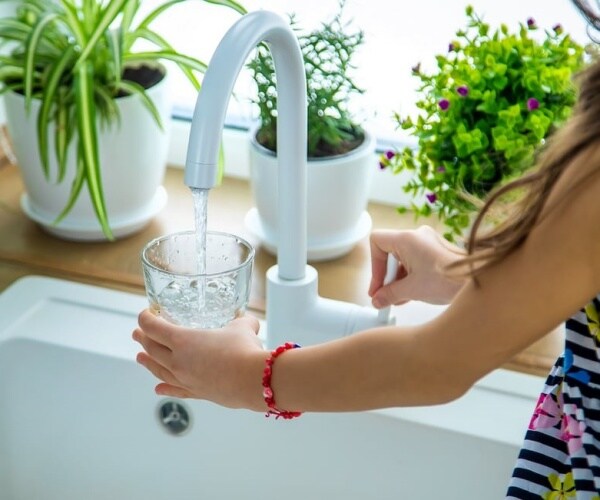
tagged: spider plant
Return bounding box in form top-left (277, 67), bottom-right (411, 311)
top-left (0, 0), bottom-right (246, 239)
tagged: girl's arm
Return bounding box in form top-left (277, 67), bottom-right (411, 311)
top-left (134, 159), bottom-right (600, 413)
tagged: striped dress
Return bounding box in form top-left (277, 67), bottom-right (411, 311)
top-left (507, 296), bottom-right (600, 499)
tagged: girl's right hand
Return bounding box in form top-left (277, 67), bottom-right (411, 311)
top-left (369, 225), bottom-right (467, 307)
top-left (134, 310), bottom-right (267, 410)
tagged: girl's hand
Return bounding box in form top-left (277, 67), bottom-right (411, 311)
top-left (369, 225), bottom-right (466, 307)
top-left (133, 310), bottom-right (267, 410)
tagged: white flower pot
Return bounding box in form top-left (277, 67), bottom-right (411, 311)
top-left (245, 128), bottom-right (376, 261)
top-left (4, 74), bottom-right (171, 241)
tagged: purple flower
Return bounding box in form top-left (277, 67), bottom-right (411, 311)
top-left (437, 165), bottom-right (446, 173)
top-left (456, 85), bottom-right (469, 97)
top-left (527, 97), bottom-right (540, 111)
top-left (526, 17), bottom-right (536, 28)
top-left (438, 99), bottom-right (450, 111)
top-left (448, 41), bottom-right (460, 52)
top-left (378, 161), bottom-right (387, 170)
top-left (426, 193), bottom-right (437, 204)
top-left (385, 150), bottom-right (396, 160)
top-left (553, 23), bottom-right (563, 34)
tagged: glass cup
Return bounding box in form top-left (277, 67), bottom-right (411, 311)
top-left (141, 231), bottom-right (254, 329)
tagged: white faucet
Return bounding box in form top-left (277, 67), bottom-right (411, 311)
top-left (184, 11), bottom-right (394, 348)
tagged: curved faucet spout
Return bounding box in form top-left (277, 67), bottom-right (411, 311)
top-left (184, 11), bottom-right (392, 348)
top-left (184, 11), bottom-right (307, 280)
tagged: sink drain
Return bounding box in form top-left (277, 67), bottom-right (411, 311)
top-left (157, 400), bottom-right (192, 436)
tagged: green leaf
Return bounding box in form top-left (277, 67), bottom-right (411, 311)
top-left (0, 66), bottom-right (25, 82)
top-left (106, 27), bottom-right (123, 88)
top-left (53, 149), bottom-right (86, 225)
top-left (74, 61), bottom-right (113, 240)
top-left (36, 45), bottom-right (75, 180)
top-left (135, 0), bottom-right (187, 32)
top-left (58, 0), bottom-right (86, 46)
top-left (203, 0), bottom-right (247, 14)
top-left (0, 18), bottom-right (33, 40)
top-left (116, 79), bottom-right (163, 130)
top-left (121, 0), bottom-right (141, 34)
top-left (25, 14), bottom-right (57, 112)
top-left (128, 27), bottom-right (200, 89)
top-left (74, 0), bottom-right (129, 68)
top-left (54, 88), bottom-right (70, 183)
top-left (81, 0), bottom-right (101, 35)
top-left (94, 84), bottom-right (121, 128)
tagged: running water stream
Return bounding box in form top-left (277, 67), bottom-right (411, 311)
top-left (191, 187), bottom-right (209, 309)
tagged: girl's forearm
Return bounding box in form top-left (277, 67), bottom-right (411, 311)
top-left (252, 325), bottom-right (468, 413)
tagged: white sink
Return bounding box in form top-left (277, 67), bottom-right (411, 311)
top-left (0, 276), bottom-right (543, 499)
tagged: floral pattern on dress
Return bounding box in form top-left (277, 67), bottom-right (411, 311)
top-left (543, 472), bottom-right (576, 500)
top-left (584, 303), bottom-right (600, 342)
top-left (529, 391), bottom-right (562, 430)
top-left (560, 413), bottom-right (586, 454)
top-left (528, 386), bottom-right (586, 455)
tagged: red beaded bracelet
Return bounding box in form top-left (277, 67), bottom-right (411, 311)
top-left (262, 342), bottom-right (303, 419)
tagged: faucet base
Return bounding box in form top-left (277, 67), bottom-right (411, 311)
top-left (265, 265), bottom-right (394, 349)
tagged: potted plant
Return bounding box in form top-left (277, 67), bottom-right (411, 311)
top-left (245, 1), bottom-right (375, 261)
top-left (0, 0), bottom-right (245, 241)
top-left (379, 5), bottom-right (586, 241)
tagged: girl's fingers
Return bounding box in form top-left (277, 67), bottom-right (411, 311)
top-left (133, 328), bottom-right (172, 368)
top-left (371, 266), bottom-right (412, 308)
top-left (155, 382), bottom-right (194, 399)
top-left (137, 309), bottom-right (177, 349)
top-left (369, 250), bottom-right (389, 296)
top-left (369, 230), bottom-right (401, 297)
top-left (136, 351), bottom-right (179, 386)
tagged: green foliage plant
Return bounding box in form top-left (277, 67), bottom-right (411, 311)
top-left (380, 5), bottom-right (586, 241)
top-left (247, 1), bottom-right (365, 158)
top-left (0, 0), bottom-right (246, 239)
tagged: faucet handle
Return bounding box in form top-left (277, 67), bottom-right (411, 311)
top-left (377, 253), bottom-right (398, 324)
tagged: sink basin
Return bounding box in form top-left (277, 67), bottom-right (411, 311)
top-left (0, 276), bottom-right (542, 499)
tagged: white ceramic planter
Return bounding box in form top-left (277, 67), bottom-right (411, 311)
top-left (245, 128), bottom-right (376, 261)
top-left (4, 74), bottom-right (171, 241)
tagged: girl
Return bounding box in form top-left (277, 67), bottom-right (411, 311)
top-left (133, 1), bottom-right (600, 496)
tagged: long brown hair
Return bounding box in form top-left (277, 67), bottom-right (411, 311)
top-left (455, 5), bottom-right (600, 275)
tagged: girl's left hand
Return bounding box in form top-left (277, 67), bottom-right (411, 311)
top-left (133, 310), bottom-right (267, 411)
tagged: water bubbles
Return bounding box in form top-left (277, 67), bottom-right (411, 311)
top-left (157, 277), bottom-right (241, 328)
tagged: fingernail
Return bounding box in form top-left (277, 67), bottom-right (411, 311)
top-left (372, 297), bottom-right (382, 308)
